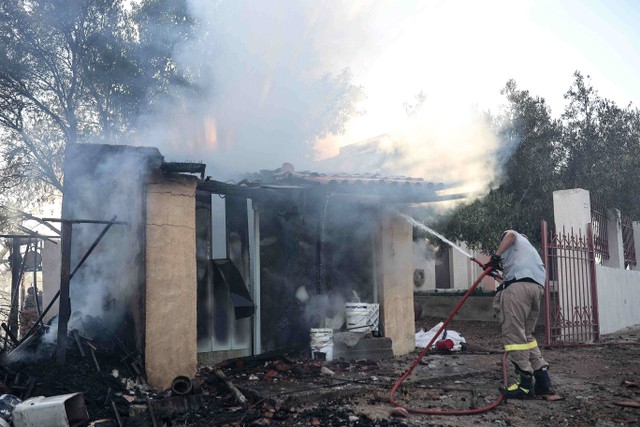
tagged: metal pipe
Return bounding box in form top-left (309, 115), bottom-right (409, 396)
top-left (587, 223), bottom-right (600, 341)
top-left (171, 376), bottom-right (193, 396)
top-left (542, 220), bottom-right (551, 346)
top-left (41, 218), bottom-right (128, 225)
top-left (0, 234), bottom-right (60, 239)
top-left (6, 208), bottom-right (62, 235)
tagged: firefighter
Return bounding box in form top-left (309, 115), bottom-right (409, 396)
top-left (485, 230), bottom-right (553, 398)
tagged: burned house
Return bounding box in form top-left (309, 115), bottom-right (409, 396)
top-left (58, 143), bottom-right (462, 389)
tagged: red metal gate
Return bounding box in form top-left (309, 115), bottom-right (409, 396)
top-left (541, 220), bottom-right (600, 345)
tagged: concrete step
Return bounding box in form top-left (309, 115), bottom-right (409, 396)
top-left (333, 337), bottom-right (394, 361)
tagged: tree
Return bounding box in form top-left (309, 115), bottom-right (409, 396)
top-left (0, 0), bottom-right (192, 209)
top-left (440, 80), bottom-right (561, 251)
top-left (439, 72), bottom-right (640, 252)
top-left (560, 72), bottom-right (640, 217)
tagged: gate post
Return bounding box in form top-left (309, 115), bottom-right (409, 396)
top-left (541, 220), bottom-right (551, 346)
top-left (632, 221), bottom-right (640, 271)
top-left (603, 209), bottom-right (624, 269)
top-left (586, 223), bottom-right (600, 342)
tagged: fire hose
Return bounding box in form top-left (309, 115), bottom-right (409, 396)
top-left (388, 263), bottom-right (508, 415)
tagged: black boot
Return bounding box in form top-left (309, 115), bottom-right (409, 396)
top-left (534, 366), bottom-right (552, 395)
top-left (500, 369), bottom-right (533, 399)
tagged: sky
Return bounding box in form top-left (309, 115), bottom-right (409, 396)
top-left (318, 0), bottom-right (640, 154)
top-left (145, 0), bottom-right (640, 189)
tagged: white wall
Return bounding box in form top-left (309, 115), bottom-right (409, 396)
top-left (450, 245), bottom-right (472, 290)
top-left (595, 265), bottom-right (640, 334)
top-left (451, 245), bottom-right (497, 291)
top-left (413, 241), bottom-right (497, 292)
top-left (413, 240), bottom-right (436, 290)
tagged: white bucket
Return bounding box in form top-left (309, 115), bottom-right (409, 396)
top-left (310, 328), bottom-right (333, 361)
top-left (345, 303), bottom-right (379, 333)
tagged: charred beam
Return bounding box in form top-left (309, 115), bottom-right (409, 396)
top-left (147, 397), bottom-right (159, 427)
top-left (56, 221), bottom-right (72, 365)
top-left (0, 234), bottom-right (60, 240)
top-left (72, 330), bottom-right (86, 357)
top-left (111, 400), bottom-right (124, 427)
top-left (214, 370), bottom-right (247, 407)
top-left (89, 347), bottom-right (101, 372)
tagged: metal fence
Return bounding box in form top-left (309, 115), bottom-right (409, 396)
top-left (621, 216), bottom-right (636, 268)
top-left (542, 220), bottom-right (599, 345)
top-left (590, 197), bottom-right (609, 263)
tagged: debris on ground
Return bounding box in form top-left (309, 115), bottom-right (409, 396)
top-left (0, 317), bottom-right (637, 426)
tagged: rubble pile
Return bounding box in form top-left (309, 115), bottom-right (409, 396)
top-left (0, 334), bottom-right (409, 426)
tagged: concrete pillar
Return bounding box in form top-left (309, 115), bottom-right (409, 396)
top-left (379, 212), bottom-right (415, 356)
top-left (603, 208), bottom-right (624, 269)
top-left (553, 189), bottom-right (591, 234)
top-left (631, 222), bottom-right (640, 271)
top-left (145, 175), bottom-right (198, 389)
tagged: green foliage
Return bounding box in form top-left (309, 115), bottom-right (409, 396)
top-left (560, 72), bottom-right (640, 218)
top-left (0, 0), bottom-right (192, 206)
top-left (437, 72), bottom-right (640, 253)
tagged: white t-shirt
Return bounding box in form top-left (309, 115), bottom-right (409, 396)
top-left (501, 232), bottom-right (546, 286)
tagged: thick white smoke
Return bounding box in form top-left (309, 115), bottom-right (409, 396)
top-left (136, 0), bottom-right (380, 179)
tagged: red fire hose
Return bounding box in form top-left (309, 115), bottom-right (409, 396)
top-left (388, 266), bottom-right (508, 415)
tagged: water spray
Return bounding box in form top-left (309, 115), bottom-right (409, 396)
top-left (399, 213), bottom-right (501, 279)
top-left (389, 213), bottom-right (508, 415)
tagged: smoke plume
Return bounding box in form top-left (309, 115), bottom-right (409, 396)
top-left (135, 0), bottom-right (378, 179)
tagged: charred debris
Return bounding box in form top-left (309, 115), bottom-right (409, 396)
top-left (0, 298), bottom-right (402, 426)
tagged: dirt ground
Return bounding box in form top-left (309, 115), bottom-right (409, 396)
top-left (192, 317), bottom-right (640, 427)
top-left (4, 317), bottom-right (640, 426)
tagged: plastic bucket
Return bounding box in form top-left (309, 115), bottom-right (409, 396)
top-left (345, 303), bottom-right (380, 333)
top-left (345, 303), bottom-right (370, 332)
top-left (310, 328), bottom-right (333, 361)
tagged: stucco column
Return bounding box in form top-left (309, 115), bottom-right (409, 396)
top-left (378, 212), bottom-right (415, 356)
top-left (553, 189), bottom-right (591, 234)
top-left (603, 208), bottom-right (624, 269)
top-left (145, 175), bottom-right (198, 389)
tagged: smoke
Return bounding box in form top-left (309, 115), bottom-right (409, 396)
top-left (131, 0), bottom-right (503, 203)
top-left (61, 145), bottom-right (153, 336)
top-left (135, 0), bottom-right (378, 180)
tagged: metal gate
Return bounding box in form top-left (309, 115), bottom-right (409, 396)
top-left (541, 220), bottom-right (600, 345)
